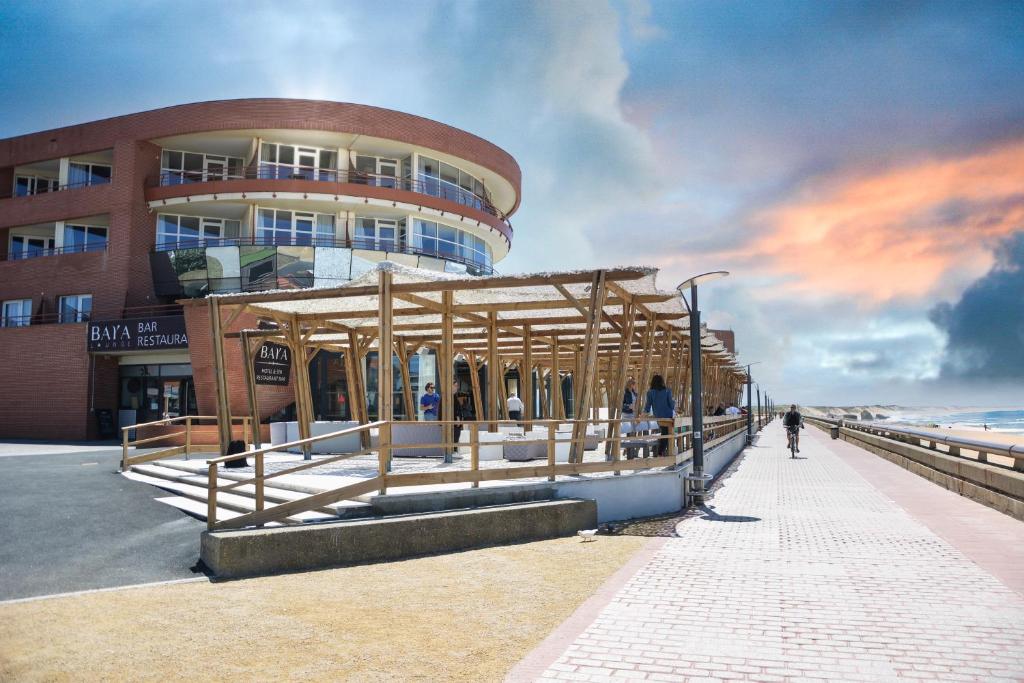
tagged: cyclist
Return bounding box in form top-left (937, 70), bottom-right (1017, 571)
top-left (783, 404), bottom-right (804, 455)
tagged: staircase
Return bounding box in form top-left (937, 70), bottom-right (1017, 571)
top-left (123, 459), bottom-right (374, 525)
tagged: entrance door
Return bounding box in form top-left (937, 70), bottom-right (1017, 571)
top-left (297, 148), bottom-right (318, 180)
top-left (378, 159), bottom-right (398, 188)
top-left (294, 213), bottom-right (315, 245)
top-left (204, 155), bottom-right (228, 181)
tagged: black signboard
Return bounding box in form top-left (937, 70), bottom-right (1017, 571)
top-left (87, 316), bottom-right (189, 352)
top-left (254, 342), bottom-right (291, 386)
top-left (94, 409), bottom-right (116, 439)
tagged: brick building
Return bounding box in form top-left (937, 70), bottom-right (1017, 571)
top-left (0, 99), bottom-right (520, 439)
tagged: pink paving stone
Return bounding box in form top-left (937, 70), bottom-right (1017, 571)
top-left (511, 423), bottom-right (1024, 682)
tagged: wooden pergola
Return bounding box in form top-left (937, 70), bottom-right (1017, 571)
top-left (207, 263), bottom-right (747, 462)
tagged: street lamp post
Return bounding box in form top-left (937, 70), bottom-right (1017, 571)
top-left (676, 271), bottom-right (729, 504)
top-left (744, 362), bottom-right (761, 444)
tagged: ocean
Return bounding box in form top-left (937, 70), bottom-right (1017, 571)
top-left (878, 408), bottom-right (1024, 436)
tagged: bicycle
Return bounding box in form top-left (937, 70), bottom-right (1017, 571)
top-left (786, 425), bottom-right (800, 458)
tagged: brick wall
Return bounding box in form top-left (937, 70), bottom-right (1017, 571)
top-left (0, 324), bottom-right (118, 440)
top-left (183, 303), bottom-right (296, 421)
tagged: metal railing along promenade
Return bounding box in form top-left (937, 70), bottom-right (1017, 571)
top-left (808, 416), bottom-right (1024, 471)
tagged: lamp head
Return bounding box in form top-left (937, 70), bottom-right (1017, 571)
top-left (675, 270), bottom-right (729, 292)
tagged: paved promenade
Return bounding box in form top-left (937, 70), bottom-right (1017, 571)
top-left (514, 422), bottom-right (1024, 682)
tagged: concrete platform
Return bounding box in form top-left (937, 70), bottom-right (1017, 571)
top-left (200, 498), bottom-right (597, 578)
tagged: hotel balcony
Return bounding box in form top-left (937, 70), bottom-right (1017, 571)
top-left (150, 233), bottom-right (494, 299)
top-left (145, 164), bottom-right (513, 241)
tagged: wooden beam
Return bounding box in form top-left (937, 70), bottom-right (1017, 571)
top-left (570, 271), bottom-right (607, 462)
top-left (240, 330), bottom-right (262, 449)
top-left (208, 298), bottom-right (233, 456)
top-left (377, 270), bottom-right (393, 491)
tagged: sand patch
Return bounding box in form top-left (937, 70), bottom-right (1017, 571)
top-left (0, 535), bottom-right (647, 682)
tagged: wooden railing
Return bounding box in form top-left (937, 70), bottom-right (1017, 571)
top-left (807, 417), bottom-right (1024, 471)
top-left (198, 413), bottom-right (762, 531)
top-left (120, 415), bottom-right (251, 471)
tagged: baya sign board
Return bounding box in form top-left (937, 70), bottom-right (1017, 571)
top-left (254, 342), bottom-right (291, 386)
top-left (88, 316), bottom-right (189, 352)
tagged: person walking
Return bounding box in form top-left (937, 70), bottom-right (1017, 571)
top-left (643, 374), bottom-right (675, 456)
top-left (420, 382), bottom-right (440, 420)
top-left (506, 392), bottom-right (524, 422)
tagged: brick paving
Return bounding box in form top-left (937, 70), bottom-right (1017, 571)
top-left (523, 422), bottom-right (1024, 682)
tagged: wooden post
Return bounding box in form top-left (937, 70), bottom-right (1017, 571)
top-left (468, 351), bottom-right (484, 428)
top-left (345, 331), bottom-right (370, 448)
top-left (121, 428), bottom-right (129, 471)
top-left (441, 290), bottom-right (454, 463)
top-left (240, 330), bottom-right (262, 449)
top-left (551, 336), bottom-right (561, 421)
top-left (287, 316), bottom-right (312, 460)
top-left (607, 302), bottom-right (638, 459)
top-left (547, 423), bottom-right (557, 482)
top-left (522, 324), bottom-right (533, 429)
top-left (470, 427), bottom-right (480, 488)
top-left (487, 312), bottom-right (499, 430)
top-left (396, 341), bottom-right (414, 421)
top-left (207, 462), bottom-right (218, 530)
top-left (255, 453), bottom-right (264, 512)
top-left (208, 298), bottom-right (233, 456)
top-left (378, 269), bottom-right (393, 493)
top-left (570, 271), bottom-right (607, 463)
top-left (185, 416), bottom-right (192, 458)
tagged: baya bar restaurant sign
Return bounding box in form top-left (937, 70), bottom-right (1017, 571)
top-left (254, 342), bottom-right (291, 386)
top-left (88, 316), bottom-right (189, 351)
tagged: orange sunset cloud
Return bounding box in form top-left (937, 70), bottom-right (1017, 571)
top-left (734, 140), bottom-right (1024, 304)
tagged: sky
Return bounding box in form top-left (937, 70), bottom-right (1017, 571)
top-left (1, 0), bottom-right (1021, 406)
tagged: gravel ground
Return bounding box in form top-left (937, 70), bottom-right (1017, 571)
top-left (0, 535), bottom-right (648, 682)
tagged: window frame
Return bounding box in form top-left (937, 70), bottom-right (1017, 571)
top-left (63, 224), bottom-right (109, 254)
top-left (1, 299), bottom-right (32, 328)
top-left (58, 294), bottom-right (92, 324)
top-left (156, 213), bottom-right (239, 249)
top-left (68, 161), bottom-right (112, 188)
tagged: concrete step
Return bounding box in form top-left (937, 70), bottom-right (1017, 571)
top-left (131, 463), bottom-right (369, 519)
top-left (123, 470), bottom-right (336, 524)
top-left (144, 459), bottom-right (377, 514)
top-left (152, 496), bottom-right (285, 528)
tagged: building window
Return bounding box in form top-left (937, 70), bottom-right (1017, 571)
top-left (14, 175), bottom-right (59, 197)
top-left (68, 162), bottom-right (112, 188)
top-left (59, 294), bottom-right (92, 323)
top-left (257, 209), bottom-right (334, 245)
top-left (259, 143), bottom-right (337, 181)
top-left (412, 219), bottom-right (491, 268)
top-left (1, 299), bottom-right (32, 327)
top-left (63, 225), bottom-right (108, 253)
top-left (156, 214), bottom-right (240, 248)
top-left (354, 155), bottom-right (400, 188)
top-left (160, 150), bottom-right (243, 185)
top-left (354, 217), bottom-right (402, 251)
top-left (9, 235), bottom-right (55, 259)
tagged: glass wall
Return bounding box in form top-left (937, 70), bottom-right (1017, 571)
top-left (63, 224), bottom-right (108, 253)
top-left (156, 214), bottom-right (240, 249)
top-left (412, 219), bottom-right (492, 270)
top-left (260, 143), bottom-right (337, 181)
top-left (257, 209), bottom-right (335, 245)
top-left (68, 162), bottom-right (111, 188)
top-left (160, 150), bottom-right (244, 184)
top-left (416, 156), bottom-right (489, 211)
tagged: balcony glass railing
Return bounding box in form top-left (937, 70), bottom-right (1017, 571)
top-left (6, 242), bottom-right (108, 261)
top-left (150, 236), bottom-right (493, 299)
top-left (148, 165), bottom-right (511, 229)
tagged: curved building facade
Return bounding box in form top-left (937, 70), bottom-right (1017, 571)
top-left (0, 99), bottom-right (520, 438)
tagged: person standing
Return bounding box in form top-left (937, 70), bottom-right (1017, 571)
top-left (506, 392), bottom-right (524, 422)
top-left (420, 382), bottom-right (440, 420)
top-left (453, 392), bottom-right (473, 448)
top-left (643, 374), bottom-right (675, 456)
top-left (621, 378), bottom-right (638, 434)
